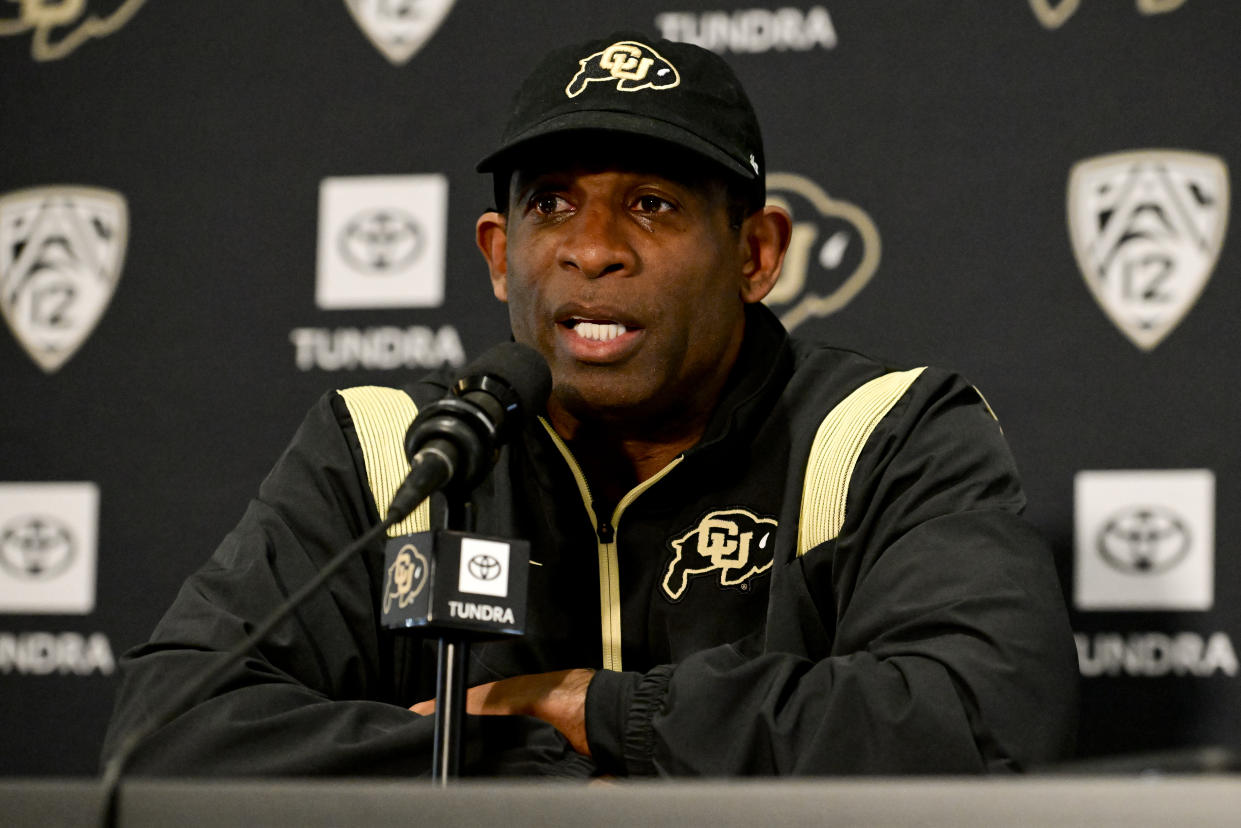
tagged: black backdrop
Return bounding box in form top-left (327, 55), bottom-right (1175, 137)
top-left (2, 0), bottom-right (1238, 775)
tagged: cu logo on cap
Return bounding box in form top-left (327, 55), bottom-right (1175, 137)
top-left (599, 43), bottom-right (653, 81)
top-left (565, 41), bottom-right (680, 98)
top-left (1096, 505), bottom-right (1191, 575)
top-left (468, 553), bottom-right (502, 581)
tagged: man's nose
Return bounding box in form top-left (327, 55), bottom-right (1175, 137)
top-left (558, 204), bottom-right (636, 278)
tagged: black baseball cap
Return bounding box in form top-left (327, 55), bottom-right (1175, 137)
top-left (477, 32), bottom-right (765, 202)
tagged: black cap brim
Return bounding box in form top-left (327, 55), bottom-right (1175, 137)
top-left (476, 110), bottom-right (760, 182)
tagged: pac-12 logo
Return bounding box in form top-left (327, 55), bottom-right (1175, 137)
top-left (662, 508), bottom-right (777, 601)
top-left (566, 41), bottom-right (680, 98)
top-left (764, 173), bottom-right (880, 332)
top-left (0, 186), bottom-right (128, 373)
top-left (343, 0), bottom-right (456, 66)
top-left (1068, 150), bottom-right (1229, 351)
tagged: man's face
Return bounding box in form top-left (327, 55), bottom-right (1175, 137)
top-left (480, 146), bottom-right (753, 430)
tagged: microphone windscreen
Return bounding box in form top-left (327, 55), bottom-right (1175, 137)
top-left (461, 342), bottom-right (552, 414)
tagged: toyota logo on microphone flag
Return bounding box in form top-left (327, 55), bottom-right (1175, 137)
top-left (380, 531), bottom-right (527, 637)
top-left (458, 537), bottom-right (509, 598)
top-left (467, 554), bottom-right (502, 581)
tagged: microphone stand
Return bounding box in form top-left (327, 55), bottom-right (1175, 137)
top-left (431, 496), bottom-right (475, 785)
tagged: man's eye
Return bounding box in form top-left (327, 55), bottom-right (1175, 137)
top-left (634, 195), bottom-right (673, 213)
top-left (531, 194), bottom-right (567, 215)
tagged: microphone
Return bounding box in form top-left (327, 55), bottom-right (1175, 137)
top-left (377, 342), bottom-right (550, 783)
top-left (386, 342), bottom-right (551, 522)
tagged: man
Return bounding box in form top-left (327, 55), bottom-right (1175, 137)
top-left (102, 32), bottom-right (1077, 777)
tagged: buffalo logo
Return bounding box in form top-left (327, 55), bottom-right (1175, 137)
top-left (467, 553), bottom-right (501, 581)
top-left (0, 186), bottom-right (128, 373)
top-left (662, 509), bottom-right (777, 602)
top-left (1097, 505), bottom-right (1191, 575)
top-left (0, 515), bottom-right (76, 581)
top-left (764, 173), bottom-right (881, 332)
top-left (1068, 150), bottom-right (1229, 351)
top-left (566, 41), bottom-right (680, 98)
top-left (338, 207), bottom-right (422, 274)
top-left (382, 542), bottom-right (429, 613)
top-left (0, 0), bottom-right (149, 61)
top-left (343, 0), bottom-right (456, 66)
top-left (1029, 0), bottom-right (1187, 30)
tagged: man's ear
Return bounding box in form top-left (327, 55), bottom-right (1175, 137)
top-left (476, 211), bottom-right (509, 302)
top-left (738, 205), bottom-right (793, 304)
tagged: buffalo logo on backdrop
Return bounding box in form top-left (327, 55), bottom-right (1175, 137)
top-left (763, 173), bottom-right (880, 332)
top-left (1073, 469), bottom-right (1213, 611)
top-left (1028, 0), bottom-right (1188, 30)
top-left (343, 0), bottom-right (456, 65)
top-left (566, 41), bottom-right (680, 98)
top-left (653, 6), bottom-right (839, 53)
top-left (457, 537), bottom-right (509, 598)
top-left (382, 542), bottom-right (429, 613)
top-left (662, 508), bottom-right (777, 601)
top-left (0, 0), bottom-right (148, 61)
top-left (0, 186), bottom-right (128, 373)
top-left (1067, 150), bottom-right (1229, 350)
top-left (0, 482), bottom-right (98, 614)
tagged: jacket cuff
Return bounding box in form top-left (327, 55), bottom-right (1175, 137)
top-left (585, 666), bottom-right (673, 776)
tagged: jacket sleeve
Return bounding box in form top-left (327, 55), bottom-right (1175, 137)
top-left (584, 370), bottom-right (1079, 775)
top-left (101, 390), bottom-right (591, 778)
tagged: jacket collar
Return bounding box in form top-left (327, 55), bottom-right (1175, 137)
top-left (689, 302), bottom-right (793, 456)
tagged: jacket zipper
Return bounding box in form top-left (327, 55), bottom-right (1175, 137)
top-left (538, 418), bottom-right (683, 672)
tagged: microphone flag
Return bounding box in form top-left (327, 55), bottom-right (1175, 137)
top-left (381, 530), bottom-right (529, 638)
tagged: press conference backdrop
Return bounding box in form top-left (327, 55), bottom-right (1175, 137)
top-left (1, 1), bottom-right (1236, 776)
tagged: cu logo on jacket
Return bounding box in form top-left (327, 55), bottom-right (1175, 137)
top-left (662, 508), bottom-right (777, 602)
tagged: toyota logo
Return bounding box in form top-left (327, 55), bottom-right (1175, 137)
top-left (1096, 505), bottom-right (1191, 575)
top-left (0, 515), bottom-right (76, 580)
top-left (467, 554), bottom-right (502, 581)
top-left (338, 207), bottom-right (422, 274)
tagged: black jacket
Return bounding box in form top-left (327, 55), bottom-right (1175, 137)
top-left (102, 305), bottom-right (1077, 777)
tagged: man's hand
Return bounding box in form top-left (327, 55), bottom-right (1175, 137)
top-left (410, 668), bottom-right (596, 756)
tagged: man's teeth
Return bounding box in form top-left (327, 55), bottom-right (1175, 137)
top-left (574, 321), bottom-right (627, 342)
